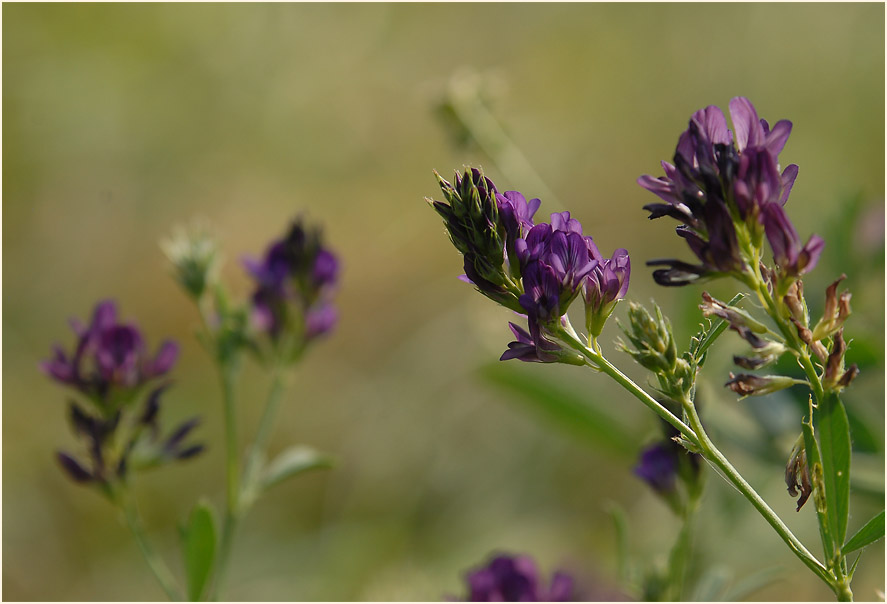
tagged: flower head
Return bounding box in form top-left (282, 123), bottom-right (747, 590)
top-left (41, 300), bottom-right (178, 407)
top-left (244, 218), bottom-right (339, 356)
top-left (639, 97), bottom-right (818, 286)
top-left (43, 301), bottom-right (201, 488)
top-left (463, 553), bottom-right (575, 602)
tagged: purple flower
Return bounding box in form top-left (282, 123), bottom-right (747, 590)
top-left (761, 203), bottom-right (825, 277)
top-left (40, 300), bottom-right (179, 405)
top-left (463, 554), bottom-right (575, 602)
top-left (245, 218), bottom-right (339, 346)
top-left (584, 248), bottom-right (630, 337)
top-left (638, 97), bottom-right (808, 286)
top-left (634, 442), bottom-right (680, 494)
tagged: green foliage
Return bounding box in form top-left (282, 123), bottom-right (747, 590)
top-left (818, 392), bottom-right (853, 559)
top-left (479, 362), bottom-right (635, 457)
top-left (179, 500), bottom-right (217, 602)
top-left (260, 445), bottom-right (333, 491)
top-left (843, 511), bottom-right (885, 555)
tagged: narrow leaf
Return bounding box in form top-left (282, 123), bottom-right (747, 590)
top-left (260, 445), bottom-right (333, 492)
top-left (802, 406), bottom-right (835, 559)
top-left (819, 391), bottom-right (852, 549)
top-left (720, 566), bottom-right (783, 602)
top-left (181, 500), bottom-right (217, 602)
top-left (842, 510), bottom-right (885, 555)
top-left (479, 363), bottom-right (635, 457)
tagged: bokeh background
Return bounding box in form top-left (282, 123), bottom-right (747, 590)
top-left (3, 3), bottom-right (884, 601)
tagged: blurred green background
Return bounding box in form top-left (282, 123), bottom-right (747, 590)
top-left (3, 3), bottom-right (884, 601)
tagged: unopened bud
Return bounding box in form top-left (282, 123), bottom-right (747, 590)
top-left (783, 280), bottom-right (807, 324)
top-left (811, 275), bottom-right (852, 341)
top-left (700, 292), bottom-right (768, 348)
top-left (725, 373), bottom-right (798, 398)
top-left (785, 435), bottom-right (813, 512)
top-left (733, 341), bottom-right (787, 370)
top-left (791, 317), bottom-right (828, 362)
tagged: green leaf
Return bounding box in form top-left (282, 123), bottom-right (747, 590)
top-left (842, 510), bottom-right (885, 555)
top-left (260, 445), bottom-right (333, 492)
top-left (719, 566), bottom-right (783, 602)
top-left (180, 500), bottom-right (217, 602)
top-left (802, 408), bottom-right (835, 559)
top-left (479, 363), bottom-right (635, 457)
top-left (689, 565), bottom-right (732, 601)
top-left (818, 391), bottom-right (852, 550)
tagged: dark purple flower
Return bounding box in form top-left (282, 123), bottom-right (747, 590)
top-left (515, 216), bottom-right (599, 314)
top-left (639, 97), bottom-right (806, 286)
top-left (761, 203), bottom-right (825, 277)
top-left (634, 442), bottom-right (680, 494)
top-left (41, 300), bottom-right (179, 405)
top-left (245, 218), bottom-right (339, 347)
top-left (584, 248), bottom-right (630, 337)
top-left (464, 554), bottom-right (575, 602)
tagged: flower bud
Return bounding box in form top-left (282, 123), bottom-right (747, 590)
top-left (811, 275), bottom-right (852, 341)
top-left (161, 222), bottom-right (221, 300)
top-left (700, 292), bottom-right (768, 348)
top-left (725, 373), bottom-right (798, 398)
top-left (785, 435), bottom-right (813, 511)
top-left (733, 341), bottom-right (787, 370)
top-left (619, 302), bottom-right (677, 375)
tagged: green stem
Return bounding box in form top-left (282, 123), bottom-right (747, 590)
top-left (242, 368), bottom-right (288, 508)
top-left (557, 330), bottom-right (700, 448)
top-left (117, 489), bottom-right (183, 601)
top-left (666, 489), bottom-right (699, 602)
top-left (681, 400), bottom-right (834, 587)
top-left (210, 363), bottom-right (240, 601)
top-left (211, 367), bottom-right (288, 601)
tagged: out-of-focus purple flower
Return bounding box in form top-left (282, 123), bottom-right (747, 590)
top-left (584, 248), bottom-right (630, 337)
top-left (463, 554), bottom-right (575, 602)
top-left (245, 218), bottom-right (339, 348)
top-left (761, 203), bottom-right (825, 277)
top-left (634, 442), bottom-right (680, 494)
top-left (40, 300), bottom-right (179, 405)
top-left (638, 97), bottom-right (814, 286)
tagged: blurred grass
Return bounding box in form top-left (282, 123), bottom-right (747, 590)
top-left (3, 3), bottom-right (884, 601)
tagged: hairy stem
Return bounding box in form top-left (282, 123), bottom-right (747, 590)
top-left (117, 489), bottom-right (183, 601)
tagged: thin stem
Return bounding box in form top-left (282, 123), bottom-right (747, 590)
top-left (211, 366), bottom-right (289, 601)
top-left (681, 400), bottom-right (834, 586)
top-left (666, 490), bottom-right (699, 601)
top-left (557, 329), bottom-right (701, 448)
top-left (117, 489), bottom-right (183, 601)
top-left (242, 368), bottom-right (288, 508)
top-left (210, 363), bottom-right (240, 601)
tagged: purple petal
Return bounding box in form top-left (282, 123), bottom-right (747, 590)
top-left (637, 175), bottom-right (677, 204)
top-left (57, 452), bottom-right (93, 483)
top-left (798, 234), bottom-right (825, 275)
top-left (780, 164), bottom-right (799, 205)
top-left (146, 340), bottom-right (179, 377)
top-left (729, 97), bottom-right (764, 150)
top-left (765, 119), bottom-right (793, 155)
top-left (691, 105), bottom-right (731, 145)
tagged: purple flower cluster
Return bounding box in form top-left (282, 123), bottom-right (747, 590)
top-left (638, 97), bottom-right (823, 285)
top-left (244, 219), bottom-right (339, 349)
top-left (41, 300), bottom-right (178, 406)
top-left (42, 300), bottom-right (202, 486)
top-left (463, 554), bottom-right (575, 602)
top-left (431, 169), bottom-right (630, 364)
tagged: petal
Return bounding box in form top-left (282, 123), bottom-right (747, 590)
top-left (780, 164), bottom-right (799, 205)
top-left (729, 97), bottom-right (763, 150)
top-left (765, 119), bottom-right (793, 155)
